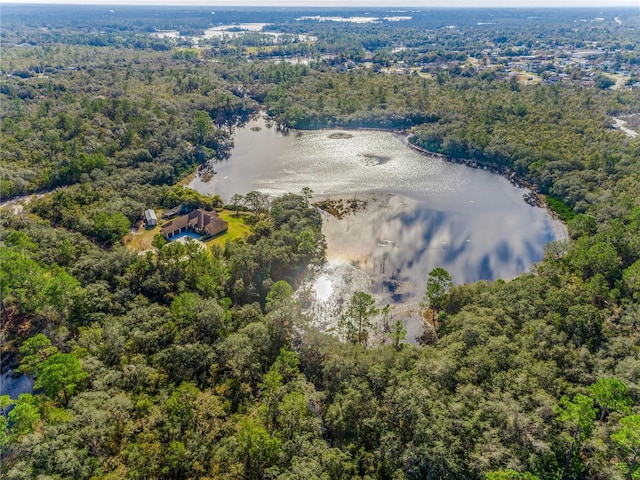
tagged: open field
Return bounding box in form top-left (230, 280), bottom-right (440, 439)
top-left (123, 217), bottom-right (163, 252)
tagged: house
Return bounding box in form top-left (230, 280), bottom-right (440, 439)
top-left (161, 209), bottom-right (228, 239)
top-left (144, 209), bottom-right (157, 227)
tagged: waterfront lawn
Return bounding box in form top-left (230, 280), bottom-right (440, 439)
top-left (206, 210), bottom-right (252, 246)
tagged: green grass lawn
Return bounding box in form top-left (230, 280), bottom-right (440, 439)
top-left (245, 45), bottom-right (280, 55)
top-left (206, 210), bottom-right (252, 247)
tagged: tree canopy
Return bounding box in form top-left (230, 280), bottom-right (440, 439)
top-left (1, 6), bottom-right (639, 480)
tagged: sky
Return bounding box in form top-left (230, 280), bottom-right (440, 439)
top-left (4, 0), bottom-right (640, 7)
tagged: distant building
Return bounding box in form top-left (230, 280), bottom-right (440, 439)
top-left (144, 209), bottom-right (157, 227)
top-left (337, 60), bottom-right (357, 72)
top-left (161, 209), bottom-right (228, 239)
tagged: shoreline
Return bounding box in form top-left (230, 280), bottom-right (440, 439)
top-left (399, 134), bottom-right (543, 202)
top-left (262, 114), bottom-right (570, 238)
top-left (400, 134), bottom-right (569, 230)
top-left (4, 114), bottom-right (565, 236)
top-left (271, 115), bottom-right (541, 196)
top-left (271, 114), bottom-right (561, 225)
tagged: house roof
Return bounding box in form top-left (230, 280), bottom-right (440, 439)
top-left (161, 209), bottom-right (228, 237)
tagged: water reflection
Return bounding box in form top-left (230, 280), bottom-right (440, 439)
top-left (189, 116), bottom-right (566, 325)
top-left (320, 193), bottom-right (558, 303)
top-left (1, 370), bottom-right (34, 399)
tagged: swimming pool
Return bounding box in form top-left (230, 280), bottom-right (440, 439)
top-left (170, 231), bottom-right (204, 242)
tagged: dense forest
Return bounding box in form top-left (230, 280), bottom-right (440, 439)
top-left (1, 6), bottom-right (639, 480)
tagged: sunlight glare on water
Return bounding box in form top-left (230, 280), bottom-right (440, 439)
top-left (190, 117), bottom-right (468, 200)
top-left (313, 274), bottom-right (333, 302)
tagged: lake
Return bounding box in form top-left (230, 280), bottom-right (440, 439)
top-left (189, 116), bottom-right (566, 337)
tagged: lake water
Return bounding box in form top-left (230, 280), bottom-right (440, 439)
top-left (189, 116), bottom-right (566, 337)
top-left (1, 370), bottom-right (34, 399)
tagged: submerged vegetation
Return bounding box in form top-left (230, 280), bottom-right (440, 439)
top-left (314, 198), bottom-right (368, 219)
top-left (1, 5), bottom-right (640, 480)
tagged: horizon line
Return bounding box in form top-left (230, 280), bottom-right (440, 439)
top-left (3, 1), bottom-right (639, 8)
